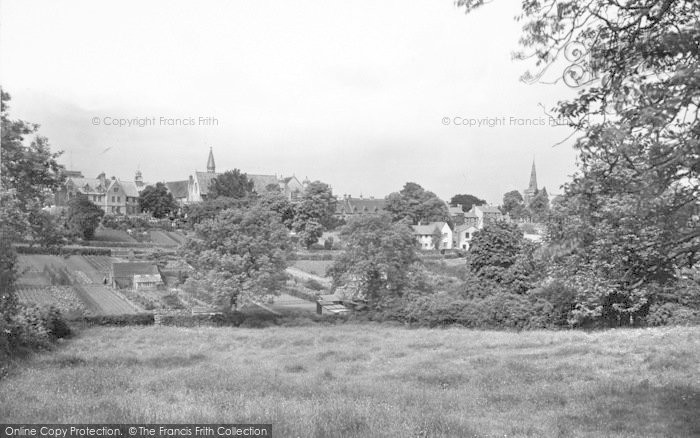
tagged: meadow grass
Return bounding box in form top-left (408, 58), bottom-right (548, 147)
top-left (1, 325), bottom-right (699, 437)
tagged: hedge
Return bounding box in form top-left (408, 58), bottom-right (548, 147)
top-left (70, 313), bottom-right (155, 326)
top-left (15, 246), bottom-right (112, 256)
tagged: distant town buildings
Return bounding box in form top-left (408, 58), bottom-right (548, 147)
top-left (180, 148), bottom-right (307, 204)
top-left (335, 195), bottom-right (387, 220)
top-left (56, 170), bottom-right (149, 215)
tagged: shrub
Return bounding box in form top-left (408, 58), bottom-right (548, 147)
top-left (75, 313), bottom-right (155, 326)
top-left (15, 246), bottom-right (111, 256)
top-left (304, 279), bottom-right (325, 291)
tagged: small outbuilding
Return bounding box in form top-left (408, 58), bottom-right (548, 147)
top-left (110, 262), bottom-right (162, 289)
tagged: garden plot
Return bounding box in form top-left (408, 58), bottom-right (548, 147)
top-left (15, 286), bottom-right (86, 315)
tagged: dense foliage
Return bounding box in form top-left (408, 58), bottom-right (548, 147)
top-left (208, 169), bottom-right (254, 200)
top-left (456, 0), bottom-right (700, 324)
top-left (138, 182), bottom-right (178, 218)
top-left (328, 214), bottom-right (422, 309)
top-left (182, 204), bottom-right (292, 310)
top-left (66, 194), bottom-right (105, 240)
top-left (385, 182), bottom-right (449, 224)
top-left (449, 194), bottom-right (486, 212)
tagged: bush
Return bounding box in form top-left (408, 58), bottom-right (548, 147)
top-left (15, 246), bottom-right (111, 256)
top-left (1, 305), bottom-right (72, 357)
top-left (391, 291), bottom-right (555, 329)
top-left (304, 279), bottom-right (325, 291)
top-left (74, 313), bottom-right (155, 326)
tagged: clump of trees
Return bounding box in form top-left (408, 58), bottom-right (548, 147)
top-left (1, 89), bottom-right (72, 362)
top-left (450, 194), bottom-right (486, 212)
top-left (328, 214), bottom-right (422, 309)
top-left (66, 194), bottom-right (104, 240)
top-left (138, 182), bottom-right (178, 218)
top-left (385, 182), bottom-right (448, 224)
top-left (182, 203), bottom-right (292, 311)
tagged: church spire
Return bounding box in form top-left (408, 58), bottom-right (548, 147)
top-left (528, 159), bottom-right (537, 191)
top-left (206, 147), bottom-right (216, 173)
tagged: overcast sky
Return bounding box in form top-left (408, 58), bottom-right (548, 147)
top-left (1, 0), bottom-right (581, 204)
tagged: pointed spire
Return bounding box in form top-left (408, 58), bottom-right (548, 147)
top-left (207, 147), bottom-right (216, 173)
top-left (528, 158), bottom-right (537, 191)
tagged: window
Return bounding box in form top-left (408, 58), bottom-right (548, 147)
top-left (114, 187), bottom-right (119, 193)
top-left (117, 196), bottom-right (121, 202)
top-left (111, 196), bottom-right (115, 202)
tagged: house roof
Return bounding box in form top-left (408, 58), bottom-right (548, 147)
top-left (68, 177), bottom-right (105, 194)
top-left (165, 180), bottom-right (189, 199)
top-left (118, 181), bottom-right (140, 197)
top-left (464, 211), bottom-right (479, 218)
top-left (477, 205), bottom-right (502, 214)
top-left (336, 197), bottom-right (386, 214)
top-left (412, 222), bottom-right (447, 235)
top-left (248, 174), bottom-right (279, 193)
top-left (454, 224), bottom-right (479, 234)
top-left (112, 262), bottom-right (160, 278)
top-left (448, 206), bottom-right (464, 215)
top-left (194, 171), bottom-right (220, 196)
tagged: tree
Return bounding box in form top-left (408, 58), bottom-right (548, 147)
top-left (182, 204), bottom-right (291, 310)
top-left (1, 90), bottom-right (65, 242)
top-left (527, 187), bottom-right (550, 221)
top-left (328, 214), bottom-right (420, 309)
top-left (292, 180), bottom-right (337, 246)
top-left (458, 0), bottom-right (700, 323)
top-left (0, 191), bottom-right (29, 318)
top-left (294, 181), bottom-right (337, 229)
top-left (66, 194), bottom-right (104, 240)
top-left (182, 196), bottom-right (248, 228)
top-left (257, 190), bottom-right (295, 229)
top-left (450, 194), bottom-right (486, 212)
top-left (208, 169), bottom-right (254, 200)
top-left (298, 220), bottom-right (324, 249)
top-left (139, 182), bottom-right (178, 218)
top-left (385, 182), bottom-right (448, 225)
top-left (502, 190), bottom-right (526, 219)
top-left (467, 221), bottom-right (524, 284)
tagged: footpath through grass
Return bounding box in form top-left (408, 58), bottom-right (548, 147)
top-left (1, 325), bottom-right (699, 437)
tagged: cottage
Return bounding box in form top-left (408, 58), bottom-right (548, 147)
top-left (412, 222), bottom-right (452, 250)
top-left (110, 262), bottom-right (162, 289)
top-left (453, 224), bottom-right (479, 250)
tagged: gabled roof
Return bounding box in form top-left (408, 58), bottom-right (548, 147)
top-left (412, 222), bottom-right (447, 235)
top-left (67, 177), bottom-right (105, 193)
top-left (454, 224), bottom-right (479, 234)
top-left (248, 174), bottom-right (279, 193)
top-left (448, 206), bottom-right (464, 215)
top-left (336, 197), bottom-right (386, 214)
top-left (477, 205), bottom-right (502, 214)
top-left (165, 180), bottom-right (189, 199)
top-left (112, 262), bottom-right (160, 278)
top-left (193, 171), bottom-right (220, 196)
top-left (119, 181), bottom-right (140, 197)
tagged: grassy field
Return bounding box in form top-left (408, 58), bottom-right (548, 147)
top-left (1, 325), bottom-right (699, 437)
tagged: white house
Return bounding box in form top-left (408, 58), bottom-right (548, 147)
top-left (469, 204), bottom-right (504, 229)
top-left (412, 222), bottom-right (452, 250)
top-left (453, 224), bottom-right (479, 250)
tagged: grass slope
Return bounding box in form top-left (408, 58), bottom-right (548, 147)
top-left (1, 325), bottom-right (699, 437)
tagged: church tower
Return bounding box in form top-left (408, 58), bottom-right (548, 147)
top-left (523, 159), bottom-right (538, 204)
top-left (206, 147), bottom-right (216, 173)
